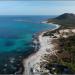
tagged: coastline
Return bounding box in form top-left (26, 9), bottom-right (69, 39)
top-left (22, 22), bottom-right (60, 75)
top-left (42, 21), bottom-right (61, 31)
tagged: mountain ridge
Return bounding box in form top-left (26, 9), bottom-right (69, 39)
top-left (47, 13), bottom-right (75, 27)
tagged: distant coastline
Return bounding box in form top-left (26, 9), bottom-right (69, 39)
top-left (41, 20), bottom-right (61, 31)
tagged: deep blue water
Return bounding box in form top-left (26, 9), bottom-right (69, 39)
top-left (0, 15), bottom-right (57, 74)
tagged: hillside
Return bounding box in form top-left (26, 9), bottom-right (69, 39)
top-left (47, 13), bottom-right (75, 28)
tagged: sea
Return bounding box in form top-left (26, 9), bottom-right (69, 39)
top-left (0, 15), bottom-right (57, 74)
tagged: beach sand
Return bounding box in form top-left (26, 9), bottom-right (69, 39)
top-left (23, 24), bottom-right (60, 75)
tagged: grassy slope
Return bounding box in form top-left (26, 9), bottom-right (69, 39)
top-left (58, 36), bottom-right (75, 72)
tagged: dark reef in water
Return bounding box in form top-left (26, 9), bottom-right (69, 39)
top-left (4, 40), bottom-right (15, 47)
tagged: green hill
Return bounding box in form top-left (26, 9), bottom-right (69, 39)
top-left (47, 13), bottom-right (75, 27)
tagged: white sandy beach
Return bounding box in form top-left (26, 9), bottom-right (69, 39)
top-left (23, 24), bottom-right (60, 75)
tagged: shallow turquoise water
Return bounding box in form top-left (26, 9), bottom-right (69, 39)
top-left (0, 16), bottom-right (56, 52)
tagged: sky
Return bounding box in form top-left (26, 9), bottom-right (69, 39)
top-left (0, 1), bottom-right (75, 15)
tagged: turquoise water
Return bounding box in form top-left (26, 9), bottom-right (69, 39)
top-left (0, 15), bottom-right (57, 74)
top-left (0, 16), bottom-right (56, 52)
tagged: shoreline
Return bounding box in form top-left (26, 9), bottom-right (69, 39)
top-left (22, 23), bottom-right (60, 75)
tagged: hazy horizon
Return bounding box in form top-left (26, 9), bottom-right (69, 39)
top-left (0, 1), bottom-right (75, 15)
